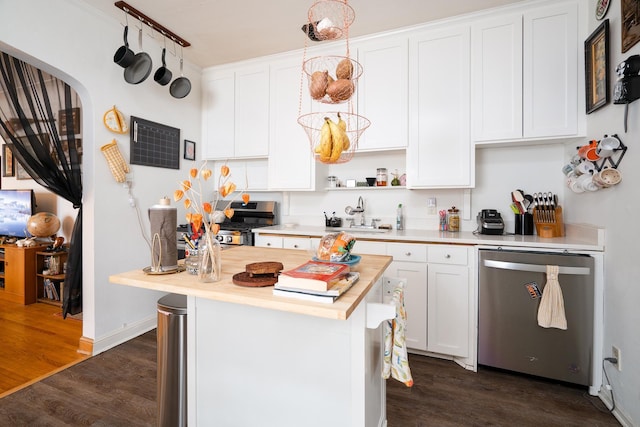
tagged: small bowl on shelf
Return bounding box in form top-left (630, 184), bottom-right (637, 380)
top-left (366, 177), bottom-right (376, 186)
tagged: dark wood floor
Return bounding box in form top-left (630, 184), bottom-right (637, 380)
top-left (0, 330), bottom-right (620, 426)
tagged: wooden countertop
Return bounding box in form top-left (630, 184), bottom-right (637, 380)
top-left (109, 246), bottom-right (392, 320)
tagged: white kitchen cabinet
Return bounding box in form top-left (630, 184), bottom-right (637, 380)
top-left (426, 245), bottom-right (472, 358)
top-left (472, 1), bottom-right (580, 143)
top-left (202, 64), bottom-right (270, 159)
top-left (386, 242), bottom-right (428, 351)
top-left (267, 57), bottom-right (316, 190)
top-left (355, 36), bottom-right (408, 151)
top-left (407, 25), bottom-right (474, 188)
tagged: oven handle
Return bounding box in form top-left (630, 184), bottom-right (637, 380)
top-left (483, 259), bottom-right (591, 276)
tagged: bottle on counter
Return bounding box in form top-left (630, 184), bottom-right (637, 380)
top-left (447, 206), bottom-right (460, 232)
top-left (396, 203), bottom-right (404, 230)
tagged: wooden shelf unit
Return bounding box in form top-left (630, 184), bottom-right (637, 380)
top-left (35, 250), bottom-right (68, 307)
top-left (0, 244), bottom-right (46, 305)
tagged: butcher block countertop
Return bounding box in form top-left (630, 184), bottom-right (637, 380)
top-left (109, 245), bottom-right (392, 320)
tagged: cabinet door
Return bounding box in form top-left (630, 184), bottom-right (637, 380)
top-left (203, 72), bottom-right (235, 159)
top-left (523, 2), bottom-right (578, 138)
top-left (407, 26), bottom-right (473, 188)
top-left (3, 248), bottom-right (24, 298)
top-left (254, 235), bottom-right (283, 248)
top-left (427, 263), bottom-right (470, 357)
top-left (355, 37), bottom-right (408, 151)
top-left (268, 58), bottom-right (315, 190)
top-left (387, 261), bottom-right (427, 351)
top-left (235, 65), bottom-right (270, 158)
top-left (472, 14), bottom-right (523, 141)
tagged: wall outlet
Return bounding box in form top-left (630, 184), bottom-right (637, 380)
top-left (612, 345), bottom-right (622, 371)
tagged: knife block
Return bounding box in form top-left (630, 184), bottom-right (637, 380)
top-left (533, 206), bottom-right (564, 238)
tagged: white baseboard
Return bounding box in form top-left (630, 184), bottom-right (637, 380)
top-left (599, 390), bottom-right (633, 427)
top-left (91, 314), bottom-right (157, 355)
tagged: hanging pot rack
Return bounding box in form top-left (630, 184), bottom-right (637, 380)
top-left (114, 1), bottom-right (191, 48)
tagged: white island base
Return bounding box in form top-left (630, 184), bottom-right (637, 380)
top-left (187, 281), bottom-right (387, 427)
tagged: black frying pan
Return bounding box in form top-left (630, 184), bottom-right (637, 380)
top-left (124, 27), bottom-right (152, 85)
top-left (170, 55), bottom-right (191, 98)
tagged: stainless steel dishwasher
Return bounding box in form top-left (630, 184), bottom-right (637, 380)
top-left (478, 249), bottom-right (594, 387)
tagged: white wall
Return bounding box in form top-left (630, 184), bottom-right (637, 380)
top-left (0, 0), bottom-right (202, 352)
top-left (563, 2), bottom-right (639, 424)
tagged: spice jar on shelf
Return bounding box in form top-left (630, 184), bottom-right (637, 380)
top-left (376, 168), bottom-right (387, 186)
top-left (447, 206), bottom-right (460, 232)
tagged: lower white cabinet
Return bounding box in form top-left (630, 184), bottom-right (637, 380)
top-left (253, 234), bottom-right (475, 361)
top-left (426, 245), bottom-right (473, 360)
top-left (386, 260), bottom-right (428, 351)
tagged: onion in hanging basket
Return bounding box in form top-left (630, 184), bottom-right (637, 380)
top-left (297, 112), bottom-right (371, 164)
top-left (303, 56), bottom-right (362, 104)
top-left (307, 0), bottom-right (355, 41)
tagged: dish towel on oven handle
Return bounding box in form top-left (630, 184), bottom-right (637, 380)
top-left (537, 265), bottom-right (567, 330)
top-left (383, 281), bottom-right (414, 387)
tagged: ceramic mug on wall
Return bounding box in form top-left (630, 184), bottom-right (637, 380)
top-left (577, 140), bottom-right (600, 161)
top-left (596, 135), bottom-right (621, 158)
top-left (592, 167), bottom-right (622, 187)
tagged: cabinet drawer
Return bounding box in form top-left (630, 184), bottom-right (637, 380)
top-left (254, 235), bottom-right (283, 248)
top-left (427, 245), bottom-right (469, 265)
top-left (386, 242), bottom-right (427, 263)
top-left (283, 237), bottom-right (310, 250)
top-left (353, 240), bottom-right (386, 255)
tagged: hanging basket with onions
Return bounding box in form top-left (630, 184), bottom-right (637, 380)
top-left (298, 111), bottom-right (370, 164)
top-left (303, 55), bottom-right (362, 104)
top-left (307, 0), bottom-right (355, 41)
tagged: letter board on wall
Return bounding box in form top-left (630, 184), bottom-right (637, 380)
top-left (130, 116), bottom-right (180, 169)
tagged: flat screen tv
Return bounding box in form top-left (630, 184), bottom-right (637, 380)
top-left (0, 189), bottom-right (36, 238)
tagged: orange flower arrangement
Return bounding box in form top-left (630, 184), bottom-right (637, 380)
top-left (173, 161), bottom-right (249, 242)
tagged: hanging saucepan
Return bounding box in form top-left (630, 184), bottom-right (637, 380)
top-left (170, 47), bottom-right (191, 99)
top-left (124, 25), bottom-right (152, 85)
top-left (153, 47), bottom-right (172, 86)
top-left (113, 25), bottom-right (135, 68)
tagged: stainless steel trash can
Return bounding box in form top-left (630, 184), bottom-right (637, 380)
top-left (157, 293), bottom-right (187, 427)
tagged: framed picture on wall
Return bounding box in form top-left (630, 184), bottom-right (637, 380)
top-left (16, 161), bottom-right (31, 180)
top-left (622, 0), bottom-right (640, 52)
top-left (585, 19), bottom-right (610, 114)
top-left (58, 107), bottom-right (81, 135)
top-left (2, 145), bottom-right (14, 177)
top-left (184, 139), bottom-right (196, 161)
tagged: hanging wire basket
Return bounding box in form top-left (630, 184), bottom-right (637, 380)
top-left (298, 111), bottom-right (370, 164)
top-left (307, 0), bottom-right (355, 41)
top-left (303, 55), bottom-right (362, 104)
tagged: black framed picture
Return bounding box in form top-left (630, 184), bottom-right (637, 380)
top-left (585, 19), bottom-right (610, 114)
top-left (2, 145), bottom-right (14, 177)
top-left (622, 0), bottom-right (640, 52)
top-left (184, 139), bottom-right (196, 161)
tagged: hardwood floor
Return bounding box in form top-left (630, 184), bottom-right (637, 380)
top-left (0, 299), bottom-right (86, 397)
top-left (0, 330), bottom-right (620, 426)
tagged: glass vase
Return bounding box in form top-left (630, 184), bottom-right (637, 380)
top-left (198, 231), bottom-right (222, 282)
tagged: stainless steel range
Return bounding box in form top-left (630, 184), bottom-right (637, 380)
top-left (177, 200), bottom-right (277, 257)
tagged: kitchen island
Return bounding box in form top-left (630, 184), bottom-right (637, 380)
top-left (110, 246), bottom-right (394, 427)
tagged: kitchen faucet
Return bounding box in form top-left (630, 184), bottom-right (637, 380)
top-left (357, 196), bottom-right (365, 225)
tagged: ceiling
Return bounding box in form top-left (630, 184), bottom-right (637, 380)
top-left (82, 0), bottom-right (526, 69)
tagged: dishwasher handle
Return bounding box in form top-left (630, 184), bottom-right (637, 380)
top-left (483, 259), bottom-right (591, 276)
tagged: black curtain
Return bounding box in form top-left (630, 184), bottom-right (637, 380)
top-left (0, 52), bottom-right (83, 318)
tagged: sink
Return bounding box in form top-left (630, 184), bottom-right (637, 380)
top-left (327, 227), bottom-right (390, 234)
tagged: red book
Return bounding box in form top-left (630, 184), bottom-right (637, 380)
top-left (277, 261), bottom-right (350, 292)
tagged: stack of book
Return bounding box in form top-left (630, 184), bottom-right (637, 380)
top-left (273, 260), bottom-right (360, 303)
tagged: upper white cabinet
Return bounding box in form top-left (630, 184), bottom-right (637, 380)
top-left (355, 36), bottom-right (408, 151)
top-left (407, 25), bottom-right (474, 188)
top-left (203, 64), bottom-right (270, 159)
top-left (268, 57), bottom-right (316, 190)
top-left (472, 2), bottom-right (580, 143)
